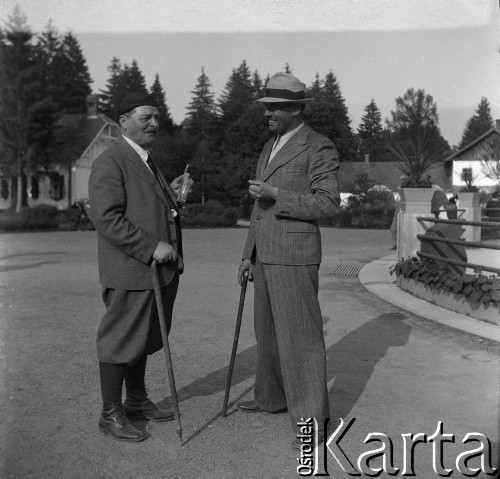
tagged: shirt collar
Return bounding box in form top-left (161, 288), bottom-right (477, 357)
top-left (279, 122), bottom-right (304, 143)
top-left (122, 135), bottom-right (149, 162)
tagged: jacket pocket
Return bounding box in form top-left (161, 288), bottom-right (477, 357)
top-left (285, 220), bottom-right (316, 233)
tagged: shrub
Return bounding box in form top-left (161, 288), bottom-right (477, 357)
top-left (391, 257), bottom-right (500, 307)
top-left (181, 202), bottom-right (239, 228)
top-left (0, 205), bottom-right (61, 232)
top-left (333, 190), bottom-right (395, 229)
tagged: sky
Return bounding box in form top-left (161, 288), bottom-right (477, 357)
top-left (1, 0), bottom-right (499, 147)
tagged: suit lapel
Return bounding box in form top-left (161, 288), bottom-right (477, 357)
top-left (118, 138), bottom-right (170, 206)
top-left (261, 124), bottom-right (310, 181)
top-left (256, 139), bottom-right (274, 179)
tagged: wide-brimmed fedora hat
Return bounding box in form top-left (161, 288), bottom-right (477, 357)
top-left (256, 72), bottom-right (314, 104)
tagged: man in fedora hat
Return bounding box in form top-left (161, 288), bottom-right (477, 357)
top-left (89, 92), bottom-right (191, 442)
top-left (237, 72), bottom-right (340, 448)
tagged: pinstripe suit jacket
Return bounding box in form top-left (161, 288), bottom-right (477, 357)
top-left (89, 137), bottom-right (182, 290)
top-left (242, 123), bottom-right (340, 265)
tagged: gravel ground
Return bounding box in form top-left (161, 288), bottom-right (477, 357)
top-left (0, 228), bottom-right (498, 478)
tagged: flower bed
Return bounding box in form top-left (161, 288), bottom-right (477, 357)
top-left (390, 257), bottom-right (500, 324)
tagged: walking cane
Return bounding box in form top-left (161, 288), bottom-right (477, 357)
top-left (151, 260), bottom-right (183, 445)
top-left (222, 270), bottom-right (249, 417)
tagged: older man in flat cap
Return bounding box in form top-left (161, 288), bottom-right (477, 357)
top-left (237, 72), bottom-right (340, 448)
top-left (89, 92), bottom-right (191, 442)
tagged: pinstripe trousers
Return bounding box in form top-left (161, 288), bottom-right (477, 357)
top-left (253, 259), bottom-right (330, 430)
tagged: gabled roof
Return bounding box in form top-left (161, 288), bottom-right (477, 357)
top-left (444, 126), bottom-right (500, 163)
top-left (54, 113), bottom-right (118, 162)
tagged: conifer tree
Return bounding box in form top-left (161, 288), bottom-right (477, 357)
top-left (36, 27), bottom-right (92, 113)
top-left (185, 67), bottom-right (219, 204)
top-left (218, 60), bottom-right (253, 125)
top-left (0, 6), bottom-right (58, 211)
top-left (304, 71), bottom-right (359, 162)
top-left (459, 97), bottom-right (494, 149)
top-left (35, 21), bottom-right (61, 100)
top-left (186, 67), bottom-right (217, 136)
top-left (99, 58), bottom-right (147, 119)
top-left (150, 73), bottom-right (174, 132)
top-left (220, 103), bottom-right (268, 205)
top-left (357, 100), bottom-right (389, 162)
top-left (310, 73), bottom-right (322, 95)
top-left (55, 32), bottom-right (92, 113)
top-left (99, 56), bottom-right (122, 117)
top-left (252, 70), bottom-right (263, 99)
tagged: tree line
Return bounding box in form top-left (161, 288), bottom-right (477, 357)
top-left (0, 7), bottom-right (495, 211)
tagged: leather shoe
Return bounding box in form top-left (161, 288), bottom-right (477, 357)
top-left (237, 400), bottom-right (287, 414)
top-left (124, 391), bottom-right (174, 422)
top-left (99, 402), bottom-right (149, 442)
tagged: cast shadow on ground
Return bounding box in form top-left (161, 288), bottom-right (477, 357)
top-left (0, 251), bottom-right (65, 260)
top-left (158, 312), bottom-right (412, 441)
top-left (327, 312), bottom-right (412, 424)
top-left (0, 261), bottom-right (61, 272)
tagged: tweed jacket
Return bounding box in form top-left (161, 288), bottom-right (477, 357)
top-left (89, 137), bottom-right (182, 290)
top-left (242, 124), bottom-right (340, 265)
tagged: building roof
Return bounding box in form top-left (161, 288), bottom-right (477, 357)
top-left (444, 126), bottom-right (500, 163)
top-left (53, 113), bottom-right (118, 162)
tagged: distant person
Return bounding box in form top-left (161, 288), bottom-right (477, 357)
top-left (88, 92), bottom-right (191, 443)
top-left (390, 198), bottom-right (401, 250)
top-left (444, 196), bottom-right (458, 219)
top-left (431, 185), bottom-right (448, 218)
top-left (486, 192), bottom-right (500, 238)
top-left (486, 191), bottom-right (500, 221)
top-left (237, 72), bottom-right (340, 449)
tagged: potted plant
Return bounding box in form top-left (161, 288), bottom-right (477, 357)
top-left (457, 168), bottom-right (480, 206)
top-left (387, 136), bottom-right (437, 214)
top-left (457, 169), bottom-right (481, 241)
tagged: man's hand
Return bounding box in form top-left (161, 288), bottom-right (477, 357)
top-left (170, 173), bottom-right (193, 196)
top-left (248, 180), bottom-right (278, 201)
top-left (238, 259), bottom-right (254, 286)
top-left (153, 241), bottom-right (178, 263)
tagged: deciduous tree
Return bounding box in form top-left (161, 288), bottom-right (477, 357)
top-left (386, 88), bottom-right (450, 163)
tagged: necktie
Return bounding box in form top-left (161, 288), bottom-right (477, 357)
top-left (146, 155), bottom-right (166, 190)
top-left (146, 154), bottom-right (179, 217)
top-left (268, 135), bottom-right (281, 163)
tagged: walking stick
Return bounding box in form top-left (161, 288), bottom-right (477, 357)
top-left (151, 260), bottom-right (183, 445)
top-left (222, 270), bottom-right (249, 417)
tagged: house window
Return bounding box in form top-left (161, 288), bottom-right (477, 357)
top-left (30, 176), bottom-right (40, 200)
top-left (49, 173), bottom-right (65, 201)
top-left (0, 178), bottom-right (8, 200)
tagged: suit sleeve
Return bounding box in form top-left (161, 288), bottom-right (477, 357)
top-left (242, 201), bottom-right (257, 261)
top-left (274, 139), bottom-right (340, 220)
top-left (88, 155), bottom-right (159, 264)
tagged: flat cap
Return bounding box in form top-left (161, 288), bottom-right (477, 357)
top-left (117, 92), bottom-right (158, 116)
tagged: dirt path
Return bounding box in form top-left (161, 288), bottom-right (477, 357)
top-left (0, 229), bottom-right (497, 478)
